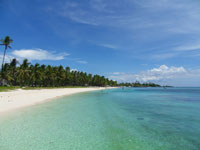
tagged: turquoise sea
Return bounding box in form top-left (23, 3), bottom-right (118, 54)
top-left (0, 88), bottom-right (200, 150)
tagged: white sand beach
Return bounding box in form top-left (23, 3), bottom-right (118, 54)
top-left (0, 87), bottom-right (111, 113)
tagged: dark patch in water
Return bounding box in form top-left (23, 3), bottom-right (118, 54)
top-left (137, 117), bottom-right (144, 120)
top-left (175, 97), bottom-right (200, 102)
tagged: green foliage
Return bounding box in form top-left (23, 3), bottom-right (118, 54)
top-left (0, 59), bottom-right (117, 87)
top-left (118, 81), bottom-right (161, 87)
top-left (0, 86), bottom-right (19, 92)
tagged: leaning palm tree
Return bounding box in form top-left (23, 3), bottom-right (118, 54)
top-left (0, 36), bottom-right (13, 71)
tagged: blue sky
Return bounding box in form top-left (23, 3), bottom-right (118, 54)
top-left (1, 0), bottom-right (200, 86)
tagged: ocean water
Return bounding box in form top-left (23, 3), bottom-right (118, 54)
top-left (0, 88), bottom-right (200, 150)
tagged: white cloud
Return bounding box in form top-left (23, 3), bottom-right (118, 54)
top-left (137, 65), bottom-right (186, 82)
top-left (109, 65), bottom-right (200, 86)
top-left (49, 0), bottom-right (200, 36)
top-left (45, 0), bottom-right (200, 58)
top-left (0, 49), bottom-right (89, 65)
top-left (12, 48), bottom-right (69, 61)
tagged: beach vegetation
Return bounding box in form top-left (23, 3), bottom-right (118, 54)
top-left (118, 81), bottom-right (161, 87)
top-left (0, 86), bottom-right (19, 92)
top-left (0, 59), bottom-right (117, 87)
top-left (0, 36), bottom-right (13, 73)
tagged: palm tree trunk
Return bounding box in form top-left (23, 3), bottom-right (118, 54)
top-left (0, 46), bottom-right (7, 85)
top-left (2, 46), bottom-right (7, 72)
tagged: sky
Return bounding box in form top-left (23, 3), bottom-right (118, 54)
top-left (0, 0), bottom-right (200, 86)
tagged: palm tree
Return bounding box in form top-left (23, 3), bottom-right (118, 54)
top-left (2, 58), bottom-right (119, 87)
top-left (10, 58), bottom-right (18, 85)
top-left (16, 59), bottom-right (30, 86)
top-left (0, 36), bottom-right (13, 71)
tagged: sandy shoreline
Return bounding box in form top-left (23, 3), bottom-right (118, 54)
top-left (0, 87), bottom-right (113, 113)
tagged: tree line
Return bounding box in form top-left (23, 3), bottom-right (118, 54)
top-left (0, 58), bottom-right (162, 87)
top-left (0, 58), bottom-right (118, 87)
top-left (118, 81), bottom-right (161, 87)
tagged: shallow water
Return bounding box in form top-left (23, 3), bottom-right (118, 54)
top-left (0, 88), bottom-right (200, 150)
